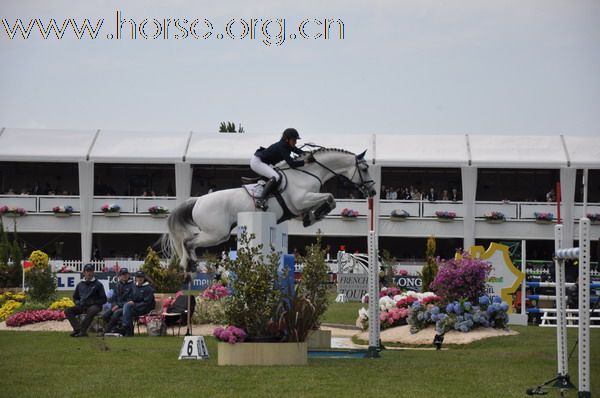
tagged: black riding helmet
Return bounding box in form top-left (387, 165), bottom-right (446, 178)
top-left (282, 128), bottom-right (300, 140)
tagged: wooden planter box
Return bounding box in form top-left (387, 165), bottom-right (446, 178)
top-left (307, 329), bottom-right (331, 349)
top-left (54, 213), bottom-right (71, 218)
top-left (436, 217), bottom-right (454, 222)
top-left (2, 213), bottom-right (23, 218)
top-left (341, 216), bottom-right (358, 221)
top-left (389, 216), bottom-right (407, 222)
top-left (535, 219), bottom-right (553, 224)
top-left (485, 219), bottom-right (504, 224)
top-left (218, 342), bottom-right (308, 366)
top-left (150, 213), bottom-right (168, 218)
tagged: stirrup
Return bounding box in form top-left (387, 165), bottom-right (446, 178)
top-left (256, 198), bottom-right (268, 211)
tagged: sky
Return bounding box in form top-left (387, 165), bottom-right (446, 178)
top-left (1, 0), bottom-right (599, 136)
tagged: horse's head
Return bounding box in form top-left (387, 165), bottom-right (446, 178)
top-left (352, 150), bottom-right (377, 197)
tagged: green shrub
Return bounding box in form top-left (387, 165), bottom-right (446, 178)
top-left (419, 236), bottom-right (438, 291)
top-left (298, 234), bottom-right (329, 329)
top-left (142, 247), bottom-right (184, 293)
top-left (25, 268), bottom-right (56, 303)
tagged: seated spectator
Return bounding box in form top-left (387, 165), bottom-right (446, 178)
top-left (102, 268), bottom-right (134, 333)
top-left (7, 187), bottom-right (16, 195)
top-left (122, 271), bottom-right (156, 337)
top-left (389, 188), bottom-right (398, 200)
top-left (546, 188), bottom-right (555, 202)
top-left (402, 188), bottom-right (412, 200)
top-left (64, 264), bottom-right (107, 337)
top-left (441, 189), bottom-right (449, 201)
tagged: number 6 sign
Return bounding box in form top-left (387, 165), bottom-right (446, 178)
top-left (178, 336), bottom-right (209, 360)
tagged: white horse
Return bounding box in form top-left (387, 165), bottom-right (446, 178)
top-left (163, 148), bottom-right (377, 267)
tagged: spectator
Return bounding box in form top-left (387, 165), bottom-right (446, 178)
top-left (426, 187), bottom-right (437, 202)
top-left (402, 188), bottom-right (412, 200)
top-left (441, 189), bottom-right (449, 201)
top-left (389, 188), bottom-right (398, 200)
top-left (7, 187), bottom-right (15, 195)
top-left (451, 187), bottom-right (459, 202)
top-left (64, 264), bottom-right (107, 337)
top-left (546, 188), bottom-right (555, 202)
top-left (411, 187), bottom-right (421, 200)
top-left (384, 188), bottom-right (391, 200)
top-left (122, 271), bottom-right (155, 337)
top-left (102, 268), bottom-right (134, 333)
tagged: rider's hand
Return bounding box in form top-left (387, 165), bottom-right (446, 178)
top-left (306, 154), bottom-right (315, 163)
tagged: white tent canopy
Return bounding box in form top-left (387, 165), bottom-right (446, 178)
top-left (0, 127), bottom-right (598, 169)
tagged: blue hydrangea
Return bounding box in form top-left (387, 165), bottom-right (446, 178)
top-left (446, 303), bottom-right (455, 313)
top-left (463, 301), bottom-right (472, 311)
top-left (492, 296), bottom-right (502, 304)
top-left (479, 296), bottom-right (490, 306)
top-left (500, 303), bottom-right (509, 312)
top-left (430, 306), bottom-right (440, 315)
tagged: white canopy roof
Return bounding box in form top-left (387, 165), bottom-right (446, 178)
top-left (0, 127), bottom-right (598, 169)
top-left (0, 128), bottom-right (97, 162)
top-left (89, 130), bottom-right (191, 163)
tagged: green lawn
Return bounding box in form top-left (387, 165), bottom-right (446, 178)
top-left (1, 326), bottom-right (598, 398)
top-left (320, 288), bottom-right (364, 326)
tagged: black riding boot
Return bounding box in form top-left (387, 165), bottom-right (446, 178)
top-left (257, 177), bottom-right (278, 210)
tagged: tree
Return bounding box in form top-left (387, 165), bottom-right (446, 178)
top-left (298, 234), bottom-right (329, 328)
top-left (218, 121), bottom-right (244, 133)
top-left (420, 235), bottom-right (438, 291)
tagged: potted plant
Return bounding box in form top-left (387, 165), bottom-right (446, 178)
top-left (340, 208), bottom-right (359, 220)
top-left (148, 205), bottom-right (169, 218)
top-left (435, 211), bottom-right (456, 222)
top-left (52, 205), bottom-right (74, 217)
top-left (390, 209), bottom-right (409, 221)
top-left (587, 213), bottom-right (600, 225)
top-left (483, 211), bottom-right (505, 224)
top-left (534, 212), bottom-right (553, 224)
top-left (217, 231), bottom-right (308, 366)
top-left (0, 206), bottom-right (27, 217)
top-left (101, 203), bottom-right (121, 217)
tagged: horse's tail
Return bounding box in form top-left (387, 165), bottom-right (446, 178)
top-left (161, 198), bottom-right (198, 266)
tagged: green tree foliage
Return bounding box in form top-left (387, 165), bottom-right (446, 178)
top-left (297, 234), bottom-right (329, 329)
top-left (25, 267), bottom-right (57, 303)
top-left (419, 235), bottom-right (438, 291)
top-left (218, 121), bottom-right (244, 133)
top-left (142, 247), bottom-right (184, 293)
top-left (222, 231), bottom-right (282, 339)
top-left (380, 249), bottom-right (396, 287)
top-left (0, 218), bottom-right (24, 288)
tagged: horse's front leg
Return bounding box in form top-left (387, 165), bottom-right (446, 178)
top-left (301, 193), bottom-right (336, 227)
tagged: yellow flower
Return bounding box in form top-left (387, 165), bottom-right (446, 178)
top-left (0, 300), bottom-right (23, 321)
top-left (29, 250), bottom-right (49, 270)
top-left (49, 297), bottom-right (75, 310)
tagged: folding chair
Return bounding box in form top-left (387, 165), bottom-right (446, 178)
top-left (163, 295), bottom-right (196, 336)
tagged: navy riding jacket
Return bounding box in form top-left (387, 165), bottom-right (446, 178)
top-left (255, 139), bottom-right (305, 168)
top-left (73, 278), bottom-right (107, 308)
top-left (110, 279), bottom-right (134, 308)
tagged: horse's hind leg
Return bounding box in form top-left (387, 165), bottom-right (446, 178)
top-left (184, 230), bottom-right (229, 262)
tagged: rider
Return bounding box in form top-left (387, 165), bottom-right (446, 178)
top-left (251, 128), bottom-right (314, 210)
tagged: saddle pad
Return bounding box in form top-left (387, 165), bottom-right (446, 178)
top-left (243, 181), bottom-right (266, 199)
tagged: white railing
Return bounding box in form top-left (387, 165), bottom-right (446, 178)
top-left (49, 259), bottom-right (169, 272)
top-left (1, 195), bottom-right (598, 223)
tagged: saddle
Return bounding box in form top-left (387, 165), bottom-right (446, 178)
top-left (241, 171), bottom-right (286, 199)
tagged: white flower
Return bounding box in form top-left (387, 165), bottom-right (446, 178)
top-left (379, 296), bottom-right (394, 311)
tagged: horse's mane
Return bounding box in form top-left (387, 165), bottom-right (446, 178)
top-left (303, 147), bottom-right (355, 157)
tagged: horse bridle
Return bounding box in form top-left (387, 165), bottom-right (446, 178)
top-left (290, 144), bottom-right (376, 197)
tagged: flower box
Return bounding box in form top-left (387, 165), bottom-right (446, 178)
top-left (148, 206), bottom-right (169, 217)
top-left (54, 212), bottom-right (71, 218)
top-left (486, 219), bottom-right (504, 224)
top-left (0, 205), bottom-right (27, 217)
top-left (435, 211), bottom-right (456, 221)
top-left (340, 208), bottom-right (359, 220)
top-left (217, 342), bottom-right (307, 366)
top-left (52, 205), bottom-right (74, 217)
top-left (483, 211), bottom-right (505, 223)
top-left (390, 209), bottom-right (409, 221)
top-left (101, 203), bottom-right (121, 216)
top-left (586, 213), bottom-right (600, 225)
top-left (533, 212), bottom-right (553, 224)
top-left (307, 329), bottom-right (331, 349)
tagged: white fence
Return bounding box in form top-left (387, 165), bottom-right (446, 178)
top-left (49, 259), bottom-right (169, 272)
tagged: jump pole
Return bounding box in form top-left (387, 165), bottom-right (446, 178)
top-left (367, 196), bottom-right (380, 358)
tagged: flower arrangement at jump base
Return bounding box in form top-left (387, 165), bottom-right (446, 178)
top-left (435, 210), bottom-right (456, 220)
top-left (534, 212), bottom-right (554, 223)
top-left (52, 205), bottom-right (74, 216)
top-left (195, 283), bottom-right (230, 325)
top-left (483, 211), bottom-right (505, 222)
top-left (148, 205), bottom-right (169, 216)
top-left (340, 208), bottom-right (359, 218)
top-left (390, 209), bottom-right (410, 220)
top-left (213, 326), bottom-right (247, 344)
top-left (101, 203), bottom-right (121, 214)
top-left (0, 206), bottom-right (27, 216)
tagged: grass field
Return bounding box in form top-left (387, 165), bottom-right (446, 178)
top-left (1, 326), bottom-right (598, 398)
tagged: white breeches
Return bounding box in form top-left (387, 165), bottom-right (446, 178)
top-left (250, 156), bottom-right (280, 181)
